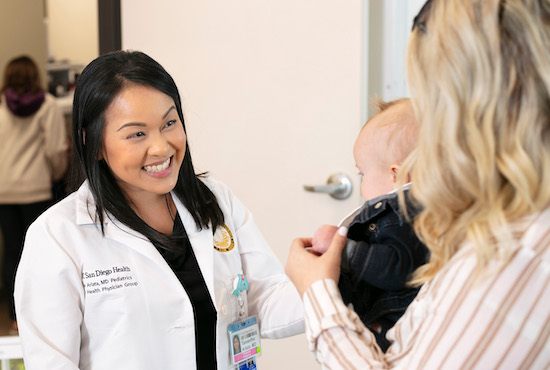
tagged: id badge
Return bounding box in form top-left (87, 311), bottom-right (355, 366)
top-left (237, 356), bottom-right (257, 369)
top-left (228, 315), bottom-right (261, 366)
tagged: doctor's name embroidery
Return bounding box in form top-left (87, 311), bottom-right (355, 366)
top-left (82, 265), bottom-right (138, 295)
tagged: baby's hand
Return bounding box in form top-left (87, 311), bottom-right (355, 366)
top-left (312, 225), bottom-right (339, 255)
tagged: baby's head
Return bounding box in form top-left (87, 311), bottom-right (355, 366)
top-left (355, 98), bottom-right (417, 201)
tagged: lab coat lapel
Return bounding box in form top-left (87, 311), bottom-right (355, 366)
top-left (172, 193), bottom-right (216, 307)
top-left (103, 220), bottom-right (172, 269)
top-left (74, 182), bottom-right (216, 296)
top-left (75, 182), bottom-right (176, 276)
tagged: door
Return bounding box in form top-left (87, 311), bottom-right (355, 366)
top-left (121, 1), bottom-right (419, 368)
top-left (122, 2), bottom-right (365, 368)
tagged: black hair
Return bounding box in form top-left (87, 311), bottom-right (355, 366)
top-left (71, 50), bottom-right (224, 250)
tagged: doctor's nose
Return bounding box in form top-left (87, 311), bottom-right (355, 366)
top-left (148, 134), bottom-right (170, 156)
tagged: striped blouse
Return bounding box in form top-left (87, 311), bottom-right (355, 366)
top-left (303, 208), bottom-right (550, 369)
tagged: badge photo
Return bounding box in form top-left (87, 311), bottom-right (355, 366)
top-left (228, 316), bottom-right (261, 366)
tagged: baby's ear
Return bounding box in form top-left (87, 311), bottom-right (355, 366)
top-left (390, 164), bottom-right (401, 188)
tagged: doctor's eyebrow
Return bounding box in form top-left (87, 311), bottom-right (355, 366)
top-left (116, 106), bottom-right (177, 132)
top-left (117, 122), bottom-right (145, 131)
top-left (162, 106), bottom-right (176, 119)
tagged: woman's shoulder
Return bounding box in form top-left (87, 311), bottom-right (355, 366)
top-left (33, 92), bottom-right (61, 116)
top-left (522, 207), bottom-right (550, 256)
top-left (200, 175), bottom-right (224, 189)
top-left (32, 191), bottom-right (79, 229)
top-left (31, 183), bottom-right (96, 230)
top-left (198, 176), bottom-right (245, 212)
top-left (43, 92), bottom-right (57, 103)
top-left (199, 176), bottom-right (231, 198)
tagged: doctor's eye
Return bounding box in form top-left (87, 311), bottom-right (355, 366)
top-left (164, 119), bottom-right (177, 129)
top-left (127, 131), bottom-right (146, 139)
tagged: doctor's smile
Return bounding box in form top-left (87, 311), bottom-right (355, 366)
top-left (13, 51), bottom-right (304, 370)
top-left (101, 84), bottom-right (187, 201)
top-left (142, 156), bottom-right (172, 175)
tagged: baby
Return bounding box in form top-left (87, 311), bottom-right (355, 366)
top-left (313, 98), bottom-right (428, 352)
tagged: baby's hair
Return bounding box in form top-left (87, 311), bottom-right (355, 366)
top-left (372, 97), bottom-right (410, 114)
top-left (365, 97), bottom-right (417, 167)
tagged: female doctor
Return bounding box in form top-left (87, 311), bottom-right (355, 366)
top-left (14, 50), bottom-right (304, 370)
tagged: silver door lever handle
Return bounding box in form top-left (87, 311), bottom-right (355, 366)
top-left (303, 173), bottom-right (353, 200)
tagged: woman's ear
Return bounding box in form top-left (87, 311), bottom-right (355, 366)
top-left (82, 129), bottom-right (103, 160)
top-left (98, 144), bottom-right (104, 161)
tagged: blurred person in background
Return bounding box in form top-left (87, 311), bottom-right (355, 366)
top-left (0, 55), bottom-right (68, 333)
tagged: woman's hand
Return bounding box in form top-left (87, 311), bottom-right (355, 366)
top-left (285, 227), bottom-right (348, 297)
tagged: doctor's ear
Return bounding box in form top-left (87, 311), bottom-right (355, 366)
top-left (81, 129), bottom-right (104, 160)
top-left (97, 145), bottom-right (105, 161)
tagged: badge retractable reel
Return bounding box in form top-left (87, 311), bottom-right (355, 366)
top-left (228, 274), bottom-right (260, 369)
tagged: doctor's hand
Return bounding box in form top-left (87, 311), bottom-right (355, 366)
top-left (285, 227), bottom-right (348, 298)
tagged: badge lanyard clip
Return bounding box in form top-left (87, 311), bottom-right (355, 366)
top-left (233, 274), bottom-right (248, 318)
top-left (228, 274), bottom-right (261, 368)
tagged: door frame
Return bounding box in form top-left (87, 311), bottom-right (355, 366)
top-left (98, 0), bottom-right (121, 55)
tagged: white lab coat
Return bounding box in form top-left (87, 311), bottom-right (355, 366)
top-left (14, 178), bottom-right (304, 370)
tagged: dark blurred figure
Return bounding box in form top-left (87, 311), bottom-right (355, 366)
top-left (0, 55), bottom-right (68, 333)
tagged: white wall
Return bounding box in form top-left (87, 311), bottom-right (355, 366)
top-left (119, 1), bottom-right (426, 369)
top-left (368, 0), bottom-right (427, 104)
top-left (0, 0), bottom-right (99, 84)
top-left (121, 0), bottom-right (368, 236)
top-left (0, 0), bottom-right (47, 86)
top-left (46, 0), bottom-right (98, 65)
top-left (121, 2), bottom-right (368, 369)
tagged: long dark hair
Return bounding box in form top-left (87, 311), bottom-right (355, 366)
top-left (71, 50), bottom-right (224, 250)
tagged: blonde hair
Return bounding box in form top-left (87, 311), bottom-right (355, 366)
top-left (404, 0), bottom-right (550, 285)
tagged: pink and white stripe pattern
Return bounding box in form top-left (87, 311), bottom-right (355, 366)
top-left (304, 208), bottom-right (550, 369)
